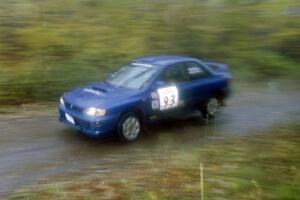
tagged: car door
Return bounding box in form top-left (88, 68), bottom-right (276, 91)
top-left (149, 63), bottom-right (193, 119)
top-left (183, 61), bottom-right (214, 107)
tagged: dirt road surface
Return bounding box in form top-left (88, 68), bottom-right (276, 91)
top-left (0, 80), bottom-right (299, 197)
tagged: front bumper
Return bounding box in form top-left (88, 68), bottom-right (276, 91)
top-left (58, 105), bottom-right (119, 137)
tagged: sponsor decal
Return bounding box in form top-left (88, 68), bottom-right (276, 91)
top-left (157, 86), bottom-right (179, 110)
top-left (151, 91), bottom-right (160, 110)
top-left (188, 67), bottom-right (203, 75)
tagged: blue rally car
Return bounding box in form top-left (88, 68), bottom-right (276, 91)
top-left (58, 56), bottom-right (231, 142)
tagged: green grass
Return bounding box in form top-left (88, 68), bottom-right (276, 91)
top-left (1, 0), bottom-right (300, 104)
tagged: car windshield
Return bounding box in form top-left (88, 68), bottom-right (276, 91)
top-left (106, 64), bottom-right (158, 90)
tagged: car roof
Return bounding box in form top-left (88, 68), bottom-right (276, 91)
top-left (132, 55), bottom-right (199, 68)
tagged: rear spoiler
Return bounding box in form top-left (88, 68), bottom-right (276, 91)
top-left (204, 62), bottom-right (229, 73)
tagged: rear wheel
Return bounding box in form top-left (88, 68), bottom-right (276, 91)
top-left (201, 97), bottom-right (221, 119)
top-left (117, 113), bottom-right (141, 142)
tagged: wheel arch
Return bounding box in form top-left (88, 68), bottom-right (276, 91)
top-left (211, 88), bottom-right (228, 106)
top-left (118, 106), bottom-right (145, 124)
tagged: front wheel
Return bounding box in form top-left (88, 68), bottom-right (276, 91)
top-left (201, 97), bottom-right (221, 119)
top-left (117, 113), bottom-right (141, 142)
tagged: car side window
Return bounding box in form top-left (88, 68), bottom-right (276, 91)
top-left (160, 63), bottom-right (189, 84)
top-left (184, 61), bottom-right (210, 80)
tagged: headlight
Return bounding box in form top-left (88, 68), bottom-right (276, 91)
top-left (60, 97), bottom-right (65, 106)
top-left (84, 107), bottom-right (106, 116)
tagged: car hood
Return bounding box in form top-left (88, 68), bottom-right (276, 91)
top-left (63, 82), bottom-right (139, 109)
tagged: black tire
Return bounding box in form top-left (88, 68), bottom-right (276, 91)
top-left (201, 97), bottom-right (221, 119)
top-left (117, 112), bottom-right (141, 142)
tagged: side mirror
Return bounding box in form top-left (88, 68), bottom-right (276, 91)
top-left (154, 80), bottom-right (165, 88)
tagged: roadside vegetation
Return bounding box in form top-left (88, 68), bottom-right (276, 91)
top-left (7, 123), bottom-right (300, 200)
top-left (1, 0), bottom-right (300, 104)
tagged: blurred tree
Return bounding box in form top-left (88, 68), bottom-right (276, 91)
top-left (0, 0), bottom-right (299, 103)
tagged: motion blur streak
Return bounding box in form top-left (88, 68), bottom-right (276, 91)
top-left (0, 0), bottom-right (300, 104)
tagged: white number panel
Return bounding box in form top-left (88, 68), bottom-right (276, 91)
top-left (157, 86), bottom-right (179, 110)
